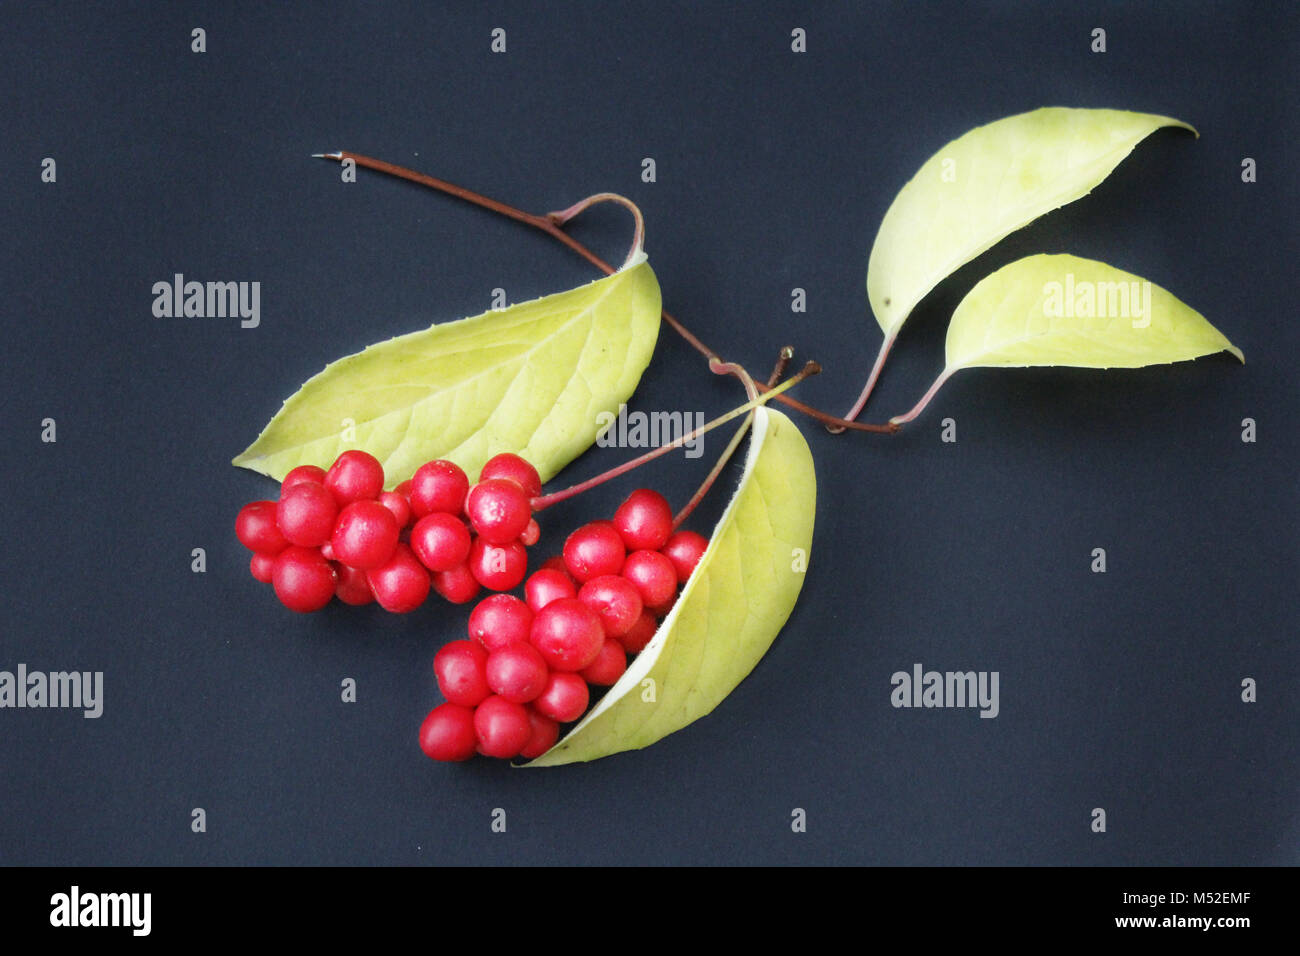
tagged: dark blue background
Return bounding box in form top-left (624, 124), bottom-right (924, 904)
top-left (2, 2), bottom-right (1295, 865)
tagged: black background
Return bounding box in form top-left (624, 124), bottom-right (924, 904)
top-left (2, 2), bottom-right (1295, 866)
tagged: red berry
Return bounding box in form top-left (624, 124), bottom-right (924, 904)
top-left (581, 639), bottom-right (627, 686)
top-left (325, 450), bottom-right (385, 506)
top-left (394, 478), bottom-right (414, 501)
top-left (237, 500), bottom-right (289, 554)
top-left (578, 575), bottom-right (644, 638)
top-left (276, 482), bottom-right (338, 548)
top-left (431, 561), bottom-right (481, 605)
top-left (434, 640), bottom-right (491, 707)
top-left (613, 488), bottom-right (674, 551)
top-left (334, 564), bottom-right (375, 606)
top-left (479, 453), bottom-right (542, 499)
top-left (366, 543), bottom-right (431, 613)
top-left (465, 478), bottom-right (532, 545)
top-left (271, 546), bottom-right (338, 612)
top-left (621, 550), bottom-right (677, 608)
top-left (378, 490), bottom-right (412, 529)
top-left (616, 610), bottom-right (657, 654)
top-left (281, 464), bottom-right (327, 491)
top-left (661, 530), bottom-right (708, 583)
top-left (529, 598), bottom-right (605, 672)
top-left (540, 555), bottom-right (571, 577)
top-left (647, 595), bottom-right (677, 618)
top-left (249, 551), bottom-right (276, 583)
top-left (468, 594), bottom-right (533, 652)
top-left (562, 521), bottom-right (626, 582)
top-left (520, 518), bottom-right (541, 547)
top-left (320, 539), bottom-right (338, 561)
top-left (524, 568), bottom-right (577, 613)
top-left (331, 500), bottom-right (400, 570)
top-left (419, 703), bottom-right (478, 762)
top-left (485, 643), bottom-right (550, 704)
top-left (410, 460), bottom-right (469, 517)
top-left (533, 672), bottom-right (589, 723)
top-left (473, 695), bottom-right (533, 759)
top-left (468, 537), bottom-right (528, 591)
top-left (519, 708), bottom-right (560, 759)
top-left (410, 512), bottom-right (472, 572)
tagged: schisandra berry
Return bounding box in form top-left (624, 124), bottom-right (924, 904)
top-left (581, 639), bottom-right (628, 686)
top-left (520, 518), bottom-right (541, 547)
top-left (276, 481), bottom-right (338, 548)
top-left (479, 453), bottom-right (542, 499)
top-left (465, 478), bottom-right (532, 545)
top-left (366, 543), bottom-right (431, 613)
top-left (539, 555), bottom-right (571, 576)
top-left (281, 464), bottom-right (327, 491)
top-left (485, 643), bottom-right (550, 704)
top-left (616, 609), bottom-right (657, 654)
top-left (410, 460), bottom-right (469, 518)
top-left (468, 537), bottom-right (528, 591)
top-left (562, 521), bottom-right (626, 582)
top-left (419, 703), bottom-right (478, 762)
top-left (468, 594), bottom-right (533, 652)
top-left (249, 552), bottom-right (276, 583)
top-left (661, 530), bottom-right (708, 583)
top-left (325, 450), bottom-right (385, 507)
top-left (613, 489), bottom-right (674, 551)
top-left (410, 512), bottom-right (472, 572)
top-left (434, 640), bottom-right (491, 707)
top-left (331, 500), bottom-right (400, 570)
top-left (524, 568), bottom-right (577, 613)
top-left (431, 562), bottom-right (481, 605)
top-left (334, 564), bottom-right (375, 606)
top-left (647, 595), bottom-right (677, 618)
top-left (378, 490), bottom-right (412, 530)
top-left (533, 671), bottom-right (589, 723)
top-left (529, 598), bottom-right (605, 672)
top-left (577, 575), bottom-right (643, 638)
top-left (519, 708), bottom-right (559, 759)
top-left (473, 695), bottom-right (533, 759)
top-left (236, 500), bottom-right (289, 554)
top-left (621, 549), bottom-right (678, 608)
top-left (272, 546), bottom-right (338, 613)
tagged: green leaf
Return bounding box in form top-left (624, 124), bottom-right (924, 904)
top-left (867, 107), bottom-right (1196, 340)
top-left (944, 254), bottom-right (1243, 372)
top-left (525, 406), bottom-right (816, 767)
top-left (232, 258), bottom-right (661, 487)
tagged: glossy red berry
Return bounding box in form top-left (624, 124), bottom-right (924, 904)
top-left (533, 672), bottom-right (589, 723)
top-left (479, 453), bottom-right (542, 499)
top-left (468, 594), bottom-right (534, 652)
top-left (468, 537), bottom-right (528, 591)
top-left (616, 610), bottom-right (657, 654)
top-left (465, 478), bottom-right (532, 545)
top-left (378, 490), bottom-right (412, 530)
top-left (485, 643), bottom-right (550, 704)
top-left (520, 518), bottom-right (541, 547)
top-left (434, 640), bottom-right (491, 707)
top-left (661, 530), bottom-right (708, 583)
top-left (276, 482), bottom-right (338, 548)
top-left (578, 575), bottom-right (643, 638)
top-left (272, 546), bottom-right (338, 612)
top-left (581, 639), bottom-right (627, 686)
top-left (562, 521), bottom-right (626, 582)
top-left (410, 460), bottom-right (469, 517)
top-left (410, 512), bottom-right (472, 572)
top-left (281, 464), bottom-right (327, 491)
top-left (647, 595), bottom-right (677, 618)
top-left (431, 561), bottom-right (481, 605)
top-left (613, 488), bottom-right (674, 551)
top-left (366, 543), bottom-right (431, 613)
top-left (334, 564), bottom-right (375, 606)
top-left (529, 598), bottom-right (605, 672)
top-left (473, 695), bottom-right (533, 759)
top-left (621, 549), bottom-right (678, 608)
top-left (236, 500), bottom-right (289, 555)
top-left (519, 708), bottom-right (560, 759)
top-left (249, 551), bottom-right (276, 583)
top-left (325, 450), bottom-right (385, 506)
top-left (419, 703), bottom-right (478, 762)
top-left (331, 500), bottom-right (400, 570)
top-left (524, 568), bottom-right (578, 613)
top-left (539, 555), bottom-right (572, 577)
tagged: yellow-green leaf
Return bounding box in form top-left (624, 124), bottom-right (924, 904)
top-left (525, 406), bottom-right (816, 767)
top-left (944, 254), bottom-right (1243, 371)
top-left (867, 107), bottom-right (1196, 339)
top-left (232, 258), bottom-right (662, 486)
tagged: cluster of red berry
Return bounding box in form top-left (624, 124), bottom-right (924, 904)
top-left (419, 488), bottom-right (709, 762)
top-left (234, 450), bottom-right (545, 613)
